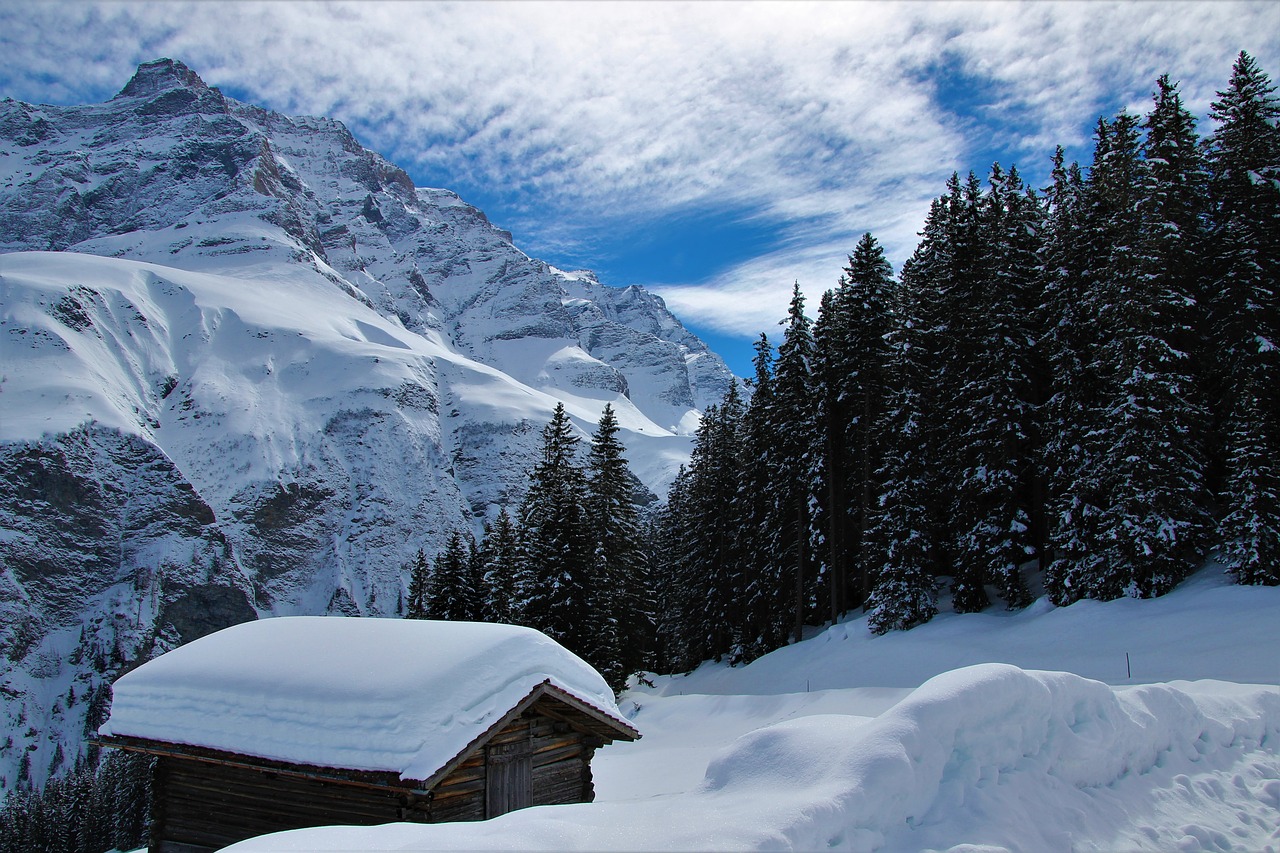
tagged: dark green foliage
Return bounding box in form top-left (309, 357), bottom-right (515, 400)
top-left (479, 508), bottom-right (522, 623)
top-left (427, 530), bottom-right (483, 621)
top-left (932, 169), bottom-right (1040, 612)
top-left (813, 233), bottom-right (896, 619)
top-left (518, 403), bottom-right (595, 653)
top-left (649, 464), bottom-right (695, 671)
top-left (1044, 91), bottom-right (1213, 602)
top-left (865, 247), bottom-right (941, 634)
top-left (406, 548), bottom-right (429, 619)
top-left (0, 750), bottom-right (151, 853)
top-left (584, 403), bottom-right (648, 689)
top-left (650, 56), bottom-right (1276, 652)
top-left (745, 285), bottom-right (821, 649)
top-left (1206, 52), bottom-right (1280, 580)
top-left (1220, 387), bottom-right (1280, 585)
top-left (667, 386), bottom-right (749, 667)
top-left (408, 404), bottom-right (653, 691)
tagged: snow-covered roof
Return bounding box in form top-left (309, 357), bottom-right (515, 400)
top-left (100, 617), bottom-right (637, 782)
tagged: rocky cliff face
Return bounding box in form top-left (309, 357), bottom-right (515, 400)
top-left (0, 59), bottom-right (734, 790)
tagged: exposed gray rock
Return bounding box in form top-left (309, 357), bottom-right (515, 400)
top-left (0, 58), bottom-right (738, 790)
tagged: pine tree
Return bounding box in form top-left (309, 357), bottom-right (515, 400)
top-left (1207, 52), bottom-right (1280, 583)
top-left (739, 333), bottom-right (788, 660)
top-left (813, 233), bottom-right (896, 619)
top-left (686, 385), bottom-right (750, 663)
top-left (1039, 146), bottom-right (1102, 605)
top-left (406, 548), bottom-right (430, 619)
top-left (517, 403), bottom-right (595, 655)
top-left (1093, 75), bottom-right (1214, 596)
top-left (1207, 52), bottom-right (1280, 368)
top-left (1220, 384), bottom-right (1280, 585)
top-left (943, 167), bottom-right (1040, 611)
top-left (584, 403), bottom-right (646, 690)
top-left (427, 530), bottom-right (478, 621)
top-left (651, 464), bottom-right (696, 670)
top-left (1043, 115), bottom-right (1148, 602)
top-left (479, 508), bottom-right (522, 623)
top-left (866, 234), bottom-right (942, 633)
top-left (763, 284), bottom-right (820, 645)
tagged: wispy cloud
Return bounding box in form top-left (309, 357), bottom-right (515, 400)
top-left (3, 1), bottom-right (1277, 339)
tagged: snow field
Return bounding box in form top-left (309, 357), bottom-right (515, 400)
top-left (227, 566), bottom-right (1280, 852)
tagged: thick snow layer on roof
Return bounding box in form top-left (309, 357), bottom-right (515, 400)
top-left (100, 617), bottom-right (629, 780)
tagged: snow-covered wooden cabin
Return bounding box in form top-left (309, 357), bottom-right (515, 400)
top-left (96, 617), bottom-right (640, 852)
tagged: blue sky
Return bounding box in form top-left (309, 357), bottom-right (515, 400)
top-left (2, 1), bottom-right (1278, 377)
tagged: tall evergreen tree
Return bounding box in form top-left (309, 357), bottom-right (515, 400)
top-left (479, 508), bottom-right (522, 623)
top-left (1044, 115), bottom-right (1148, 602)
top-left (944, 167), bottom-right (1040, 611)
top-left (1093, 75), bottom-right (1215, 596)
top-left (1039, 146), bottom-right (1102, 605)
top-left (866, 221), bottom-right (944, 633)
top-left (739, 333), bottom-right (790, 660)
top-left (813, 232), bottom-right (895, 619)
top-left (651, 464), bottom-right (696, 670)
top-left (406, 548), bottom-right (430, 619)
top-left (585, 403), bottom-right (647, 689)
top-left (768, 284), bottom-right (820, 644)
top-left (1207, 52), bottom-right (1280, 584)
top-left (427, 530), bottom-right (479, 621)
top-left (675, 386), bottom-right (749, 664)
top-left (1220, 383), bottom-right (1280, 585)
top-left (517, 403), bottom-right (595, 655)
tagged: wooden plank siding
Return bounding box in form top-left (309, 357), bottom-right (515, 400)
top-left (148, 754), bottom-right (432, 852)
top-left (101, 687), bottom-right (631, 852)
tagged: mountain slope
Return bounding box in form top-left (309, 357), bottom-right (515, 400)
top-left (0, 58), bottom-right (734, 791)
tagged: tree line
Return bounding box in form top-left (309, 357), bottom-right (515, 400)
top-left (407, 402), bottom-right (652, 693)
top-left (0, 751), bottom-right (150, 853)
top-left (651, 52), bottom-right (1280, 669)
top-left (415, 52), bottom-right (1278, 683)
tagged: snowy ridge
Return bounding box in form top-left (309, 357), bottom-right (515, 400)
top-left (100, 618), bottom-right (626, 781)
top-left (0, 58), bottom-right (730, 791)
top-left (226, 566), bottom-right (1280, 852)
top-left (699, 668), bottom-right (1277, 851)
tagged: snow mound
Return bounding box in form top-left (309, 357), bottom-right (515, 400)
top-left (702, 664), bottom-right (1280, 851)
top-left (224, 663), bottom-right (1280, 851)
top-left (100, 617), bottom-right (628, 781)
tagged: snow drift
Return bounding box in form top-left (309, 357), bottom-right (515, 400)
top-left (227, 663), bottom-right (1279, 852)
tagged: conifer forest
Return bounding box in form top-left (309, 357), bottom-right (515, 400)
top-left (4, 48), bottom-right (1279, 853)
top-left (414, 53), bottom-right (1280, 687)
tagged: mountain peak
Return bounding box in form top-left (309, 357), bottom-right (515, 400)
top-left (115, 58), bottom-right (210, 99)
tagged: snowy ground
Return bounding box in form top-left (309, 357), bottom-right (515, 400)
top-left (228, 560), bottom-right (1279, 852)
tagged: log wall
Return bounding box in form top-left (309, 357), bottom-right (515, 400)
top-left (149, 754), bottom-right (430, 852)
top-left (430, 702), bottom-right (600, 821)
top-left (145, 699), bottom-right (609, 851)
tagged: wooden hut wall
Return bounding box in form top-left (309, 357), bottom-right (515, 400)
top-left (430, 701), bottom-right (601, 822)
top-left (148, 754), bottom-right (431, 852)
top-left (133, 694), bottom-right (618, 849)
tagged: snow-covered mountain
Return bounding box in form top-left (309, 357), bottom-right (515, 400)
top-left (0, 58), bottom-right (734, 790)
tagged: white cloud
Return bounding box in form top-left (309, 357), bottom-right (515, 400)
top-left (3, 1), bottom-right (1278, 339)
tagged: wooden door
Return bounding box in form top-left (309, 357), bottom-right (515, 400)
top-left (485, 737), bottom-right (532, 818)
